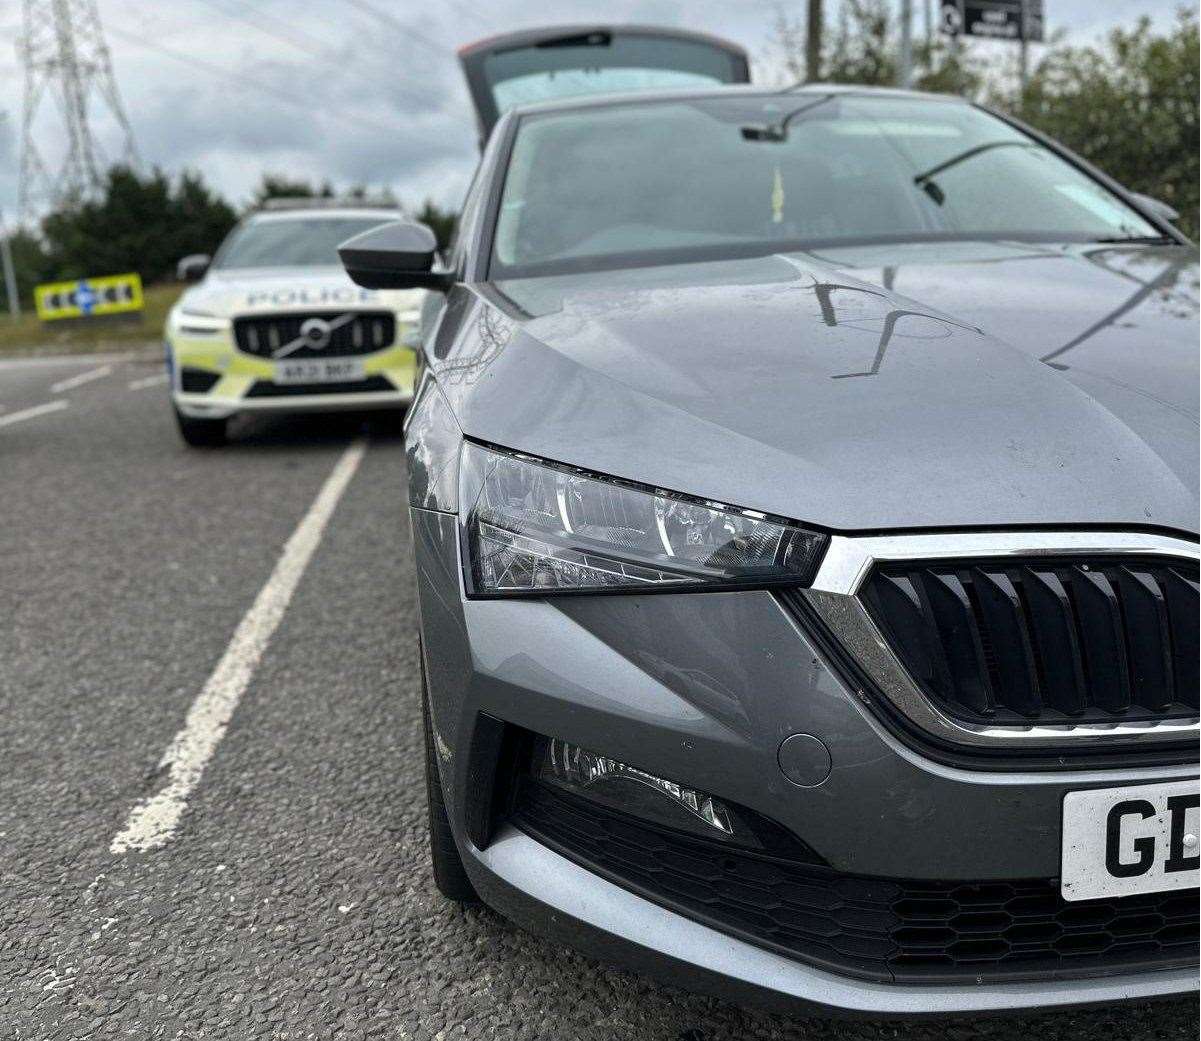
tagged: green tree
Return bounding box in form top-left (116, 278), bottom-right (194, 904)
top-left (1003, 8), bottom-right (1199, 238)
top-left (414, 199), bottom-right (458, 252)
top-left (770, 0), bottom-right (980, 94)
top-left (4, 228), bottom-right (53, 306)
top-left (824, 0), bottom-right (896, 86)
top-left (252, 173), bottom-right (335, 205)
top-left (38, 165), bottom-right (236, 287)
top-left (250, 174), bottom-right (400, 211)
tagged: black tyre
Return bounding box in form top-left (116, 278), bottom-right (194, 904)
top-left (174, 407), bottom-right (227, 447)
top-left (420, 643), bottom-right (479, 903)
top-left (365, 408), bottom-right (406, 437)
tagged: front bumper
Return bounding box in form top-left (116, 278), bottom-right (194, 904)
top-left (411, 506), bottom-right (1199, 1014)
top-left (167, 331), bottom-right (415, 419)
top-left (470, 827), bottom-right (1197, 1016)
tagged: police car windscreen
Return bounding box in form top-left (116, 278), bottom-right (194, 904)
top-left (214, 217), bottom-right (391, 270)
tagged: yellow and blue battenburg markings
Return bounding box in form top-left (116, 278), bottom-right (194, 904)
top-left (35, 272), bottom-right (144, 322)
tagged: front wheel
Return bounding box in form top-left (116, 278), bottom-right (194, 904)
top-left (420, 643), bottom-right (479, 903)
top-left (174, 407), bottom-right (226, 447)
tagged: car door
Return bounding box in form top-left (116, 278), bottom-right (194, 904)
top-left (458, 24), bottom-right (750, 146)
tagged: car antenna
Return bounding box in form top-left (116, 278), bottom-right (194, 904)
top-left (740, 95), bottom-right (834, 142)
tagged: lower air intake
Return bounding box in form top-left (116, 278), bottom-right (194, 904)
top-left (512, 778), bottom-right (1199, 983)
top-left (179, 368), bottom-right (220, 394)
top-left (245, 375), bottom-right (393, 398)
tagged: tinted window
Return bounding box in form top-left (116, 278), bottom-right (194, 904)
top-left (214, 216), bottom-right (392, 270)
top-left (491, 95), bottom-right (1160, 278)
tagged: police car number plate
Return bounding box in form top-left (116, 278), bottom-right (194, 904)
top-left (275, 359), bottom-right (365, 384)
top-left (1061, 779), bottom-right (1199, 901)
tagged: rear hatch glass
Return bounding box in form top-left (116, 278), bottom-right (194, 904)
top-left (459, 25), bottom-right (750, 143)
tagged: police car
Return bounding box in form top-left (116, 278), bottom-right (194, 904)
top-left (165, 200), bottom-right (422, 446)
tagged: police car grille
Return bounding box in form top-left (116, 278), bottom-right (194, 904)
top-left (234, 311), bottom-right (395, 359)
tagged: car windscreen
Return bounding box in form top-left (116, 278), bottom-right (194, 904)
top-left (489, 95), bottom-right (1161, 278)
top-left (213, 217), bottom-right (391, 270)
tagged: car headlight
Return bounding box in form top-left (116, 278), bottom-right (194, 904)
top-left (460, 443), bottom-right (827, 595)
top-left (406, 379), bottom-right (461, 512)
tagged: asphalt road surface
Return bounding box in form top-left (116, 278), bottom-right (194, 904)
top-left (1, 352), bottom-right (1196, 1040)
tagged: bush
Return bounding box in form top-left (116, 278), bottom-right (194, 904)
top-left (1006, 9), bottom-right (1199, 238)
top-left (35, 166), bottom-right (237, 292)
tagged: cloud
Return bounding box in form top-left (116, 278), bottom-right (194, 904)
top-left (0, 0), bottom-right (1182, 222)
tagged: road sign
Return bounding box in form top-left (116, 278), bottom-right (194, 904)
top-left (940, 1), bottom-right (1044, 42)
top-left (35, 272), bottom-right (144, 322)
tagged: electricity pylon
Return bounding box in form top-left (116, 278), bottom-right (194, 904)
top-left (17, 0), bottom-right (138, 222)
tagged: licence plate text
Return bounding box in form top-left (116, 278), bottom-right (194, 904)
top-left (275, 359), bottom-right (364, 385)
top-left (1062, 780), bottom-right (1199, 901)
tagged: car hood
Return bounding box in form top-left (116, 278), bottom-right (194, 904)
top-left (178, 266), bottom-right (421, 318)
top-left (442, 242), bottom-right (1198, 534)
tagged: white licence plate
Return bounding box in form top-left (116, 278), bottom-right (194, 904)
top-left (1061, 780), bottom-right (1199, 901)
top-left (274, 359), bottom-right (365, 385)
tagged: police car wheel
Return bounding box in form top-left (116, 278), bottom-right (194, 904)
top-left (420, 639), bottom-right (480, 904)
top-left (174, 408), bottom-right (227, 448)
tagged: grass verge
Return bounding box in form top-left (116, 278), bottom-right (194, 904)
top-left (0, 283), bottom-right (183, 356)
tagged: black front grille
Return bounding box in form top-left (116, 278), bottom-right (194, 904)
top-left (245, 375), bottom-right (393, 398)
top-left (234, 311), bottom-right (395, 359)
top-left (513, 779), bottom-right (1199, 982)
top-left (861, 557), bottom-right (1199, 727)
top-left (179, 368), bottom-right (220, 393)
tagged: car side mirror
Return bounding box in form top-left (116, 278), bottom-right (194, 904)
top-left (177, 254), bottom-right (211, 281)
top-left (1130, 192), bottom-right (1180, 224)
top-left (338, 221), bottom-right (456, 291)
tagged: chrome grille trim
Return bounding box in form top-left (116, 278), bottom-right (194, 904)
top-left (803, 531), bottom-right (1200, 749)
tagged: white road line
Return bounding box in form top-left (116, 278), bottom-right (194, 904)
top-left (0, 400), bottom-right (70, 428)
top-left (50, 364), bottom-right (112, 394)
top-left (128, 373), bottom-right (168, 390)
top-left (0, 350), bottom-right (136, 371)
top-left (110, 438), bottom-right (368, 854)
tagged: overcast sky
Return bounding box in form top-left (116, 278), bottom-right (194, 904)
top-left (0, 0), bottom-right (1188, 224)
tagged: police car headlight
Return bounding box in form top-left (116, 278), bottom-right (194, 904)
top-left (461, 443), bottom-right (827, 595)
top-left (173, 313), bottom-right (227, 337)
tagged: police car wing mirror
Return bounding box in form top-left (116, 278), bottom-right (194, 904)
top-left (177, 254), bottom-right (210, 282)
top-left (338, 221), bottom-right (455, 292)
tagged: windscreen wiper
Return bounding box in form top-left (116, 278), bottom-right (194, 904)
top-left (1089, 235), bottom-right (1174, 244)
top-left (740, 95), bottom-right (836, 142)
top-left (913, 141), bottom-right (1040, 205)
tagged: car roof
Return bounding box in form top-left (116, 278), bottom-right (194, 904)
top-left (502, 81), bottom-right (965, 121)
top-left (245, 208), bottom-right (402, 223)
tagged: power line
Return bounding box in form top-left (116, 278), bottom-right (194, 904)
top-left (187, 0), bottom-right (345, 63)
top-left (186, 0), bottom-right (447, 110)
top-left (192, 0), bottom-right (348, 64)
top-left (341, 0), bottom-right (451, 58)
top-left (106, 23), bottom-right (411, 139)
top-left (444, 1), bottom-right (494, 33)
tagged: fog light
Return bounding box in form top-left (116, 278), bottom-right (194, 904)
top-left (535, 736), bottom-right (736, 841)
top-left (523, 733), bottom-right (821, 861)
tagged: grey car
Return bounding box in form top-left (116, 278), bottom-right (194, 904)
top-left (338, 29), bottom-right (1199, 1016)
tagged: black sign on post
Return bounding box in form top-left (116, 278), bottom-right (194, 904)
top-left (939, 1), bottom-right (1044, 42)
